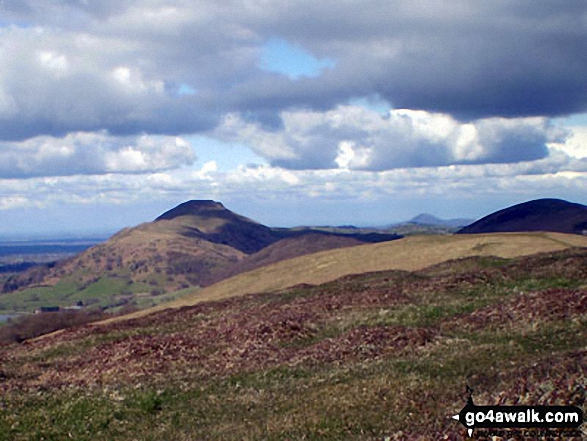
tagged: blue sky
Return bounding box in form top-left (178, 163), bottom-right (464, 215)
top-left (0, 1), bottom-right (586, 236)
top-left (259, 38), bottom-right (336, 79)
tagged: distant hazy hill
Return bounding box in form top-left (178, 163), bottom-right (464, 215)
top-left (1, 200), bottom-right (400, 313)
top-left (458, 198), bottom-right (587, 235)
top-left (408, 213), bottom-right (474, 228)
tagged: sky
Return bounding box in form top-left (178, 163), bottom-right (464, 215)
top-left (0, 0), bottom-right (587, 237)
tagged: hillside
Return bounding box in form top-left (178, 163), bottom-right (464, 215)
top-left (458, 198), bottom-right (587, 235)
top-left (0, 200), bottom-right (399, 314)
top-left (207, 232), bottom-right (365, 285)
top-left (114, 231), bottom-right (587, 321)
top-left (2, 247), bottom-right (586, 439)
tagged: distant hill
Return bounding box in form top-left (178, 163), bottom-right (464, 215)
top-left (1, 200), bottom-right (400, 314)
top-left (408, 213), bottom-right (474, 228)
top-left (380, 213), bottom-right (474, 236)
top-left (458, 198), bottom-right (587, 235)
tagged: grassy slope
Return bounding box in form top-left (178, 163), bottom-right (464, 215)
top-left (207, 233), bottom-right (365, 285)
top-left (1, 248), bottom-right (586, 439)
top-left (113, 232), bottom-right (587, 322)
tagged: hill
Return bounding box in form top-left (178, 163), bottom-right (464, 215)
top-left (2, 247), bottom-right (586, 439)
top-left (113, 231), bottom-right (587, 321)
top-left (154, 200), bottom-right (278, 254)
top-left (458, 198), bottom-right (587, 235)
top-left (0, 201), bottom-right (399, 314)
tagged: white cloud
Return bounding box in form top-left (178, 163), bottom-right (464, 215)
top-left (0, 132), bottom-right (196, 178)
top-left (229, 164), bottom-right (301, 186)
top-left (335, 141), bottom-right (370, 169)
top-left (554, 126), bottom-right (587, 159)
top-left (0, 152), bottom-right (585, 233)
top-left (192, 160), bottom-right (219, 181)
top-left (37, 50), bottom-right (69, 76)
top-left (201, 161), bottom-right (218, 174)
top-left (0, 195), bottom-right (33, 210)
top-left (213, 106), bottom-right (560, 170)
top-left (111, 66), bottom-right (165, 95)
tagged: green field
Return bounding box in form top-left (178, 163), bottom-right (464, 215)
top-left (0, 276), bottom-right (153, 314)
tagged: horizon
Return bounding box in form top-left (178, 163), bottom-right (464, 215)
top-left (0, 196), bottom-right (584, 241)
top-left (0, 197), bottom-right (474, 240)
top-left (0, 2), bottom-right (586, 236)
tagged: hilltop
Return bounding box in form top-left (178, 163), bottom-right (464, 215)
top-left (408, 213), bottom-right (473, 228)
top-left (154, 200), bottom-right (278, 254)
top-left (4, 198), bottom-right (587, 318)
top-left (458, 198), bottom-right (587, 235)
top-left (383, 213), bottom-right (475, 235)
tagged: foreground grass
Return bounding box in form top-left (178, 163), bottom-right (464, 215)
top-left (1, 249), bottom-right (587, 439)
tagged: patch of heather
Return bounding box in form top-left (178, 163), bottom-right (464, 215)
top-left (507, 251), bottom-right (587, 282)
top-left (443, 288), bottom-right (587, 332)
top-left (288, 325), bottom-right (438, 367)
top-left (4, 299), bottom-right (428, 390)
top-left (488, 349), bottom-right (587, 407)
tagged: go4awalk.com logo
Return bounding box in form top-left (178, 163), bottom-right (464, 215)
top-left (452, 387), bottom-right (584, 438)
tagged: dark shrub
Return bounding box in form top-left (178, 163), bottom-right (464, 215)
top-left (0, 309), bottom-right (105, 345)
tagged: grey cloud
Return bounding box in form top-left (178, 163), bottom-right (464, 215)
top-left (0, 0), bottom-right (586, 143)
top-left (232, 1), bottom-right (587, 119)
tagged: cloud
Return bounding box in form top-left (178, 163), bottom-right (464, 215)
top-left (555, 125), bottom-right (587, 159)
top-left (0, 131), bottom-right (195, 178)
top-left (0, 21), bottom-right (221, 140)
top-left (0, 147), bottom-right (586, 233)
top-left (0, 1), bottom-right (585, 143)
top-left (213, 106), bottom-right (564, 170)
top-left (0, 0), bottom-right (585, 233)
